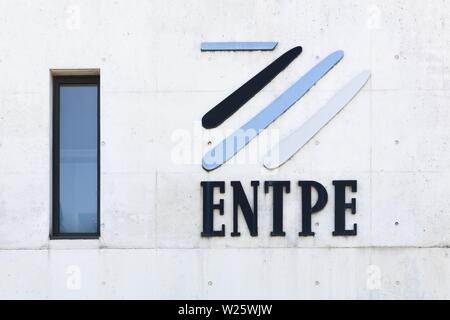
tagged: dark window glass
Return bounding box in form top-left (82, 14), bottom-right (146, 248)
top-left (52, 76), bottom-right (100, 238)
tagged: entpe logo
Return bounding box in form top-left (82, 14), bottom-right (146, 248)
top-left (199, 44), bottom-right (369, 238)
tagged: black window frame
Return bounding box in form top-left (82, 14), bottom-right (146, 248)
top-left (51, 75), bottom-right (100, 239)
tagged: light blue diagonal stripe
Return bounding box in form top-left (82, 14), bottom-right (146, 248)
top-left (201, 42), bottom-right (278, 51)
top-left (202, 50), bottom-right (344, 171)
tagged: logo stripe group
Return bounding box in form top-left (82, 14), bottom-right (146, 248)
top-left (202, 50), bottom-right (344, 171)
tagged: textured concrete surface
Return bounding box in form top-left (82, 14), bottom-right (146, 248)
top-left (0, 0), bottom-right (449, 299)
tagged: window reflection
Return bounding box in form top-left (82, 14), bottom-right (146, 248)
top-left (59, 85), bottom-right (98, 233)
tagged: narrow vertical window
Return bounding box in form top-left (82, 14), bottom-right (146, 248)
top-left (52, 76), bottom-right (100, 238)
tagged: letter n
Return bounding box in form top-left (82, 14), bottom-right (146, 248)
top-left (231, 181), bottom-right (259, 236)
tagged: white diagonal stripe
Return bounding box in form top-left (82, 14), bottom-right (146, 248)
top-left (263, 70), bottom-right (371, 169)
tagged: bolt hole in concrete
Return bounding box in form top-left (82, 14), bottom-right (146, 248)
top-left (315, 281), bottom-right (320, 286)
top-left (208, 281), bottom-right (213, 286)
top-left (207, 141), bottom-right (212, 146)
top-left (395, 221), bottom-right (399, 226)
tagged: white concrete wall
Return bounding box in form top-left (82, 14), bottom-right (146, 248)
top-left (0, 0), bottom-right (449, 299)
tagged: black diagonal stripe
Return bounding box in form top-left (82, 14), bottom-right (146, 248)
top-left (201, 46), bottom-right (302, 129)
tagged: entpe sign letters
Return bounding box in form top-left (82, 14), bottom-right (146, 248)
top-left (200, 180), bottom-right (357, 237)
